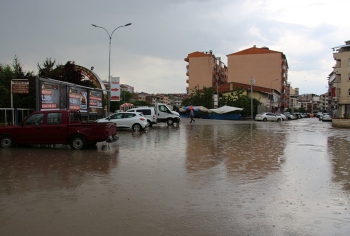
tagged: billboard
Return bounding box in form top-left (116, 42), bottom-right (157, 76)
top-left (68, 87), bottom-right (88, 112)
top-left (110, 77), bottom-right (120, 101)
top-left (89, 90), bottom-right (103, 114)
top-left (41, 82), bottom-right (60, 110)
top-left (37, 77), bottom-right (104, 116)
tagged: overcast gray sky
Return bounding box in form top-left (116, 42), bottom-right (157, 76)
top-left (1, 0), bottom-right (348, 95)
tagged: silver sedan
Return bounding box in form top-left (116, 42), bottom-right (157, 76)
top-left (255, 112), bottom-right (282, 122)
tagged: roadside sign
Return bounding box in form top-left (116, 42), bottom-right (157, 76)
top-left (12, 80), bottom-right (29, 94)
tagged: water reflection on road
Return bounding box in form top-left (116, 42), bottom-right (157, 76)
top-left (0, 118), bottom-right (350, 235)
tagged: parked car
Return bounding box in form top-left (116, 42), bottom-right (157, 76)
top-left (126, 107), bottom-right (157, 127)
top-left (276, 114), bottom-right (287, 121)
top-left (96, 112), bottom-right (148, 131)
top-left (0, 110), bottom-right (118, 149)
top-left (319, 113), bottom-right (329, 121)
top-left (283, 113), bottom-right (294, 120)
top-left (255, 112), bottom-right (282, 122)
top-left (316, 112), bottom-right (323, 118)
top-left (322, 114), bottom-right (332, 122)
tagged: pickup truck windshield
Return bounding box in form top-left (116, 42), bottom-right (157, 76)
top-left (24, 114), bottom-right (44, 125)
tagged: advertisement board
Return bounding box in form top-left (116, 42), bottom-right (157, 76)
top-left (37, 78), bottom-right (104, 117)
top-left (110, 77), bottom-right (120, 101)
top-left (41, 83), bottom-right (60, 110)
top-left (89, 90), bottom-right (103, 114)
top-left (68, 87), bottom-right (88, 112)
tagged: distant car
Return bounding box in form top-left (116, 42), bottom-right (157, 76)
top-left (293, 113), bottom-right (302, 119)
top-left (316, 112), bottom-right (323, 118)
top-left (283, 113), bottom-right (295, 120)
top-left (255, 112), bottom-right (282, 122)
top-left (276, 114), bottom-right (287, 121)
top-left (321, 114), bottom-right (332, 122)
top-left (290, 114), bottom-right (297, 120)
top-left (319, 113), bottom-right (329, 121)
top-left (96, 112), bottom-right (148, 131)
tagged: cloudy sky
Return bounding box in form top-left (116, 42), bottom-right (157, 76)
top-left (0, 0), bottom-right (348, 95)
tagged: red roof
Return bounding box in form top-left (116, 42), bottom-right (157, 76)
top-left (227, 46), bottom-right (281, 56)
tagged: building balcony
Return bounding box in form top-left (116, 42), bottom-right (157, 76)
top-left (186, 79), bottom-right (189, 84)
top-left (333, 62), bottom-right (341, 68)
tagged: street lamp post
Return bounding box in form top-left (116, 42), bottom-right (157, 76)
top-left (92, 23), bottom-right (132, 116)
top-left (250, 76), bottom-right (255, 120)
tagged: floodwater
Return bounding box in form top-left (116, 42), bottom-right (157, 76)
top-left (1, 118), bottom-right (350, 236)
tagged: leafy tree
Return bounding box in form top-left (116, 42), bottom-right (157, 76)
top-left (0, 56), bottom-right (36, 108)
top-left (219, 87), bottom-right (261, 117)
top-left (182, 86), bottom-right (215, 108)
top-left (37, 60), bottom-right (95, 88)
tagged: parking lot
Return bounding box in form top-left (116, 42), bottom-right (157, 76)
top-left (1, 117), bottom-right (349, 235)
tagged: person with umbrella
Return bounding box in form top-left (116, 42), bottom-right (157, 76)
top-left (189, 105), bottom-right (195, 123)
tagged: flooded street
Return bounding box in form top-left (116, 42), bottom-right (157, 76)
top-left (1, 118), bottom-right (350, 235)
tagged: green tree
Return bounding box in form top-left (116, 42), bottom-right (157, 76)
top-left (0, 56), bottom-right (36, 108)
top-left (37, 60), bottom-right (95, 88)
top-left (219, 88), bottom-right (261, 117)
top-left (182, 86), bottom-right (215, 108)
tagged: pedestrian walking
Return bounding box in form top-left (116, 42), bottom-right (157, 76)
top-left (190, 109), bottom-right (195, 123)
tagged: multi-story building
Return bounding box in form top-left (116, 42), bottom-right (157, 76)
top-left (227, 45), bottom-right (289, 109)
top-left (120, 84), bottom-right (134, 93)
top-left (331, 40), bottom-right (350, 117)
top-left (319, 92), bottom-right (328, 112)
top-left (184, 50), bottom-right (228, 95)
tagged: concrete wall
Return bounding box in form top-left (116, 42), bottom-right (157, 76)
top-left (332, 118), bottom-right (350, 128)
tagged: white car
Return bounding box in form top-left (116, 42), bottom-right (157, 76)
top-left (96, 112), bottom-right (148, 131)
top-left (276, 114), bottom-right (287, 121)
top-left (126, 107), bottom-right (157, 127)
top-left (322, 114), bottom-right (332, 122)
top-left (255, 112), bottom-right (282, 122)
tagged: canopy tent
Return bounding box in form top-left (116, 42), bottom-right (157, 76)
top-left (183, 105), bottom-right (199, 112)
top-left (119, 103), bottom-right (134, 111)
top-left (195, 106), bottom-right (212, 113)
top-left (209, 105), bottom-right (243, 114)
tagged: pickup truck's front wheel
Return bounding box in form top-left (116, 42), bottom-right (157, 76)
top-left (0, 135), bottom-right (14, 148)
top-left (167, 119), bottom-right (174, 126)
top-left (70, 135), bottom-right (87, 150)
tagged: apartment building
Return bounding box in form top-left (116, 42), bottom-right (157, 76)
top-left (184, 50), bottom-right (228, 95)
top-left (319, 92), bottom-right (328, 112)
top-left (227, 45), bottom-right (289, 109)
top-left (330, 40), bottom-right (350, 117)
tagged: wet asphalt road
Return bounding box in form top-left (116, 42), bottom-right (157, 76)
top-left (0, 117), bottom-right (350, 236)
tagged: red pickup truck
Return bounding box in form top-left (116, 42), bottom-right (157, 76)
top-left (0, 110), bottom-right (118, 149)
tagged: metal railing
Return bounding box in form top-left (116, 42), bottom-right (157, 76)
top-left (0, 108), bottom-right (35, 126)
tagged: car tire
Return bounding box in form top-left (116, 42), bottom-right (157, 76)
top-left (70, 135), bottom-right (87, 150)
top-left (147, 120), bottom-right (153, 127)
top-left (0, 135), bottom-right (14, 148)
top-left (167, 119), bottom-right (174, 125)
top-left (132, 123), bottom-right (142, 131)
top-left (277, 118), bottom-right (281, 122)
top-left (263, 118), bottom-right (267, 122)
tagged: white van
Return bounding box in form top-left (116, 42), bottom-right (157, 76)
top-left (154, 103), bottom-right (180, 125)
top-left (127, 107), bottom-right (157, 127)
